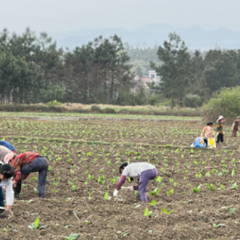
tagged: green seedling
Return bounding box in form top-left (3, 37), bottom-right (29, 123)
top-left (26, 199), bottom-right (34, 204)
top-left (209, 184), bottom-right (216, 192)
top-left (28, 217), bottom-right (46, 230)
top-left (213, 223), bottom-right (225, 228)
top-left (228, 208), bottom-right (236, 213)
top-left (149, 188), bottom-right (161, 196)
top-left (98, 176), bottom-right (105, 184)
top-left (144, 208), bottom-right (152, 218)
top-left (64, 234), bottom-right (80, 240)
top-left (71, 185), bottom-right (76, 191)
top-left (167, 188), bottom-right (174, 196)
top-left (31, 177), bottom-right (37, 182)
top-left (193, 184), bottom-right (201, 193)
top-left (231, 182), bottom-right (238, 190)
top-left (161, 208), bottom-right (173, 215)
top-left (150, 200), bottom-right (156, 206)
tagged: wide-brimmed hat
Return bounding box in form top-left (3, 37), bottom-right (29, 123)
top-left (217, 115), bottom-right (225, 122)
top-left (3, 153), bottom-right (15, 164)
top-left (237, 116), bottom-right (240, 119)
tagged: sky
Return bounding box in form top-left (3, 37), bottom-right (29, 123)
top-left (0, 0), bottom-right (240, 34)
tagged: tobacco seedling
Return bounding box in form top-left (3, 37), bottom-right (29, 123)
top-left (161, 208), bottom-right (172, 215)
top-left (149, 188), bottom-right (161, 196)
top-left (193, 184), bottom-right (201, 193)
top-left (144, 208), bottom-right (152, 218)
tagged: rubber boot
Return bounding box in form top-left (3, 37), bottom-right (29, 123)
top-left (13, 180), bottom-right (22, 199)
top-left (39, 193), bottom-right (45, 198)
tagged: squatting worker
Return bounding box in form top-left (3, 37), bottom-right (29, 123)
top-left (113, 162), bottom-right (158, 202)
top-left (0, 161), bottom-right (15, 216)
top-left (232, 116), bottom-right (240, 137)
top-left (201, 122), bottom-right (215, 147)
top-left (4, 152), bottom-right (49, 199)
top-left (0, 141), bottom-right (17, 153)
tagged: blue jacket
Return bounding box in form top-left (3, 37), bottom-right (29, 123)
top-left (0, 141), bottom-right (16, 152)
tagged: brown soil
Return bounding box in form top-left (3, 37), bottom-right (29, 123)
top-left (0, 118), bottom-right (240, 239)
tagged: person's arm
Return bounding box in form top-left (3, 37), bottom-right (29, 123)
top-left (115, 175), bottom-right (126, 190)
top-left (5, 182), bottom-right (14, 216)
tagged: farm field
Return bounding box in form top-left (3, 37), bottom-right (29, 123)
top-left (0, 115), bottom-right (240, 240)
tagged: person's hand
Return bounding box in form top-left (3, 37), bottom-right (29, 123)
top-left (6, 205), bottom-right (13, 216)
top-left (12, 180), bottom-right (16, 186)
top-left (113, 189), bottom-right (118, 197)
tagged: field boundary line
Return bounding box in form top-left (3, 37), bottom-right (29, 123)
top-left (0, 116), bottom-right (200, 122)
top-left (4, 135), bottom-right (236, 151)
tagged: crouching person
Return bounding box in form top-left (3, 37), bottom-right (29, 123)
top-left (5, 152), bottom-right (49, 198)
top-left (113, 162), bottom-right (157, 202)
top-left (0, 161), bottom-right (15, 216)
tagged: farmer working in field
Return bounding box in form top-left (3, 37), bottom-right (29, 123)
top-left (231, 116), bottom-right (240, 137)
top-left (113, 162), bottom-right (157, 202)
top-left (4, 152), bottom-right (49, 199)
top-left (0, 161), bottom-right (15, 216)
top-left (216, 115), bottom-right (225, 144)
top-left (201, 122), bottom-right (215, 147)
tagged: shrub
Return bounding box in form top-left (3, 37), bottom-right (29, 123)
top-left (184, 94), bottom-right (201, 108)
top-left (204, 86), bottom-right (240, 121)
top-left (104, 108), bottom-right (116, 114)
top-left (46, 100), bottom-right (62, 106)
top-left (90, 105), bottom-right (101, 112)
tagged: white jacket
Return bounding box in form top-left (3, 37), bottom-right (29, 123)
top-left (0, 161), bottom-right (14, 206)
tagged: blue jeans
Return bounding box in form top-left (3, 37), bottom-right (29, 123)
top-left (21, 156), bottom-right (49, 195)
top-left (0, 187), bottom-right (5, 207)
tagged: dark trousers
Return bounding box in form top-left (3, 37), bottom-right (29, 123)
top-left (204, 138), bottom-right (208, 147)
top-left (21, 156), bottom-right (49, 194)
top-left (0, 187), bottom-right (4, 207)
top-left (216, 133), bottom-right (223, 143)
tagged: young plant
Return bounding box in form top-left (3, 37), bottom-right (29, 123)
top-left (149, 188), bottom-right (161, 196)
top-left (144, 208), bottom-right (152, 218)
top-left (161, 208), bottom-right (173, 215)
top-left (193, 184), bottom-right (201, 193)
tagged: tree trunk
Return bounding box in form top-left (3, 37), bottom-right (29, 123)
top-left (171, 97), bottom-right (174, 109)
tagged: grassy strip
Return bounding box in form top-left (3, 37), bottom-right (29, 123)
top-left (0, 112), bottom-right (201, 121)
top-left (5, 135), bottom-right (219, 151)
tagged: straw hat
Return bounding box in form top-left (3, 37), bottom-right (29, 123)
top-left (217, 115), bottom-right (225, 122)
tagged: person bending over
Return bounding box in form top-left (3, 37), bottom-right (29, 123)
top-left (0, 162), bottom-right (15, 216)
top-left (201, 122), bottom-right (215, 147)
top-left (5, 152), bottom-right (49, 199)
top-left (113, 162), bottom-right (157, 202)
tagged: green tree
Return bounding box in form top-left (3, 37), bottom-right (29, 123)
top-left (150, 33), bottom-right (191, 108)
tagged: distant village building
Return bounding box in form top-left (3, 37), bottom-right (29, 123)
top-left (131, 70), bottom-right (160, 94)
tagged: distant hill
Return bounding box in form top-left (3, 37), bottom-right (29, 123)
top-left (50, 23), bottom-right (240, 50)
